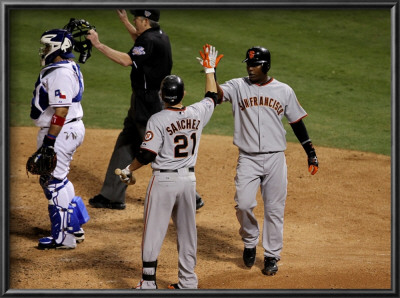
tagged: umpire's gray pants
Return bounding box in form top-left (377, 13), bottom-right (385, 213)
top-left (100, 116), bottom-right (145, 203)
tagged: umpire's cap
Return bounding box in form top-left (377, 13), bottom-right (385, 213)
top-left (130, 9), bottom-right (160, 21)
top-left (243, 46), bottom-right (271, 73)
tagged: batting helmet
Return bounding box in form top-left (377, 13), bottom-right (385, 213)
top-left (160, 75), bottom-right (184, 104)
top-left (39, 29), bottom-right (75, 66)
top-left (243, 46), bottom-right (271, 74)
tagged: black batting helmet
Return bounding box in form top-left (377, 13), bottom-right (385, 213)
top-left (243, 46), bottom-right (271, 74)
top-left (160, 75), bottom-right (184, 104)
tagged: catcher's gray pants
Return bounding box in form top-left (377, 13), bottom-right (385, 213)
top-left (234, 151), bottom-right (287, 260)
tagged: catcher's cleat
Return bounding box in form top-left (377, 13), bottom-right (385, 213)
top-left (89, 194), bottom-right (126, 210)
top-left (38, 237), bottom-right (75, 250)
top-left (195, 192), bottom-right (204, 210)
top-left (262, 257), bottom-right (278, 276)
top-left (243, 247), bottom-right (256, 268)
top-left (74, 228), bottom-right (85, 243)
top-left (167, 283), bottom-right (180, 289)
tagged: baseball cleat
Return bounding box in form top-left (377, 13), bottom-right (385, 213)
top-left (196, 197), bottom-right (204, 210)
top-left (89, 194), bottom-right (126, 210)
top-left (262, 257), bottom-right (278, 276)
top-left (167, 283), bottom-right (180, 289)
top-left (243, 247), bottom-right (256, 267)
top-left (195, 192), bottom-right (204, 210)
top-left (74, 228), bottom-right (85, 243)
top-left (38, 237), bottom-right (75, 250)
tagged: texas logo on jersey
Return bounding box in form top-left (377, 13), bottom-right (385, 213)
top-left (55, 89), bottom-right (67, 101)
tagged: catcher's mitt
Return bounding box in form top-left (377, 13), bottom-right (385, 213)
top-left (26, 146), bottom-right (57, 176)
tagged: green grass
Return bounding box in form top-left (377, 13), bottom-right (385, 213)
top-left (9, 9), bottom-right (391, 155)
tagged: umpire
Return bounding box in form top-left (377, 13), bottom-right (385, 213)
top-left (86, 9), bottom-right (172, 209)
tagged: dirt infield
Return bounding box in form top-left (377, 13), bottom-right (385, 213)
top-left (9, 127), bottom-right (391, 290)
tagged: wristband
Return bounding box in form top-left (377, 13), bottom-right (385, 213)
top-left (302, 140), bottom-right (316, 157)
top-left (204, 91), bottom-right (219, 107)
top-left (51, 114), bottom-right (66, 126)
top-left (43, 134), bottom-right (56, 147)
top-left (205, 68), bottom-right (215, 74)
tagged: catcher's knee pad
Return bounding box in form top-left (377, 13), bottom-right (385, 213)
top-left (69, 196), bottom-right (90, 227)
top-left (66, 196), bottom-right (90, 234)
top-left (67, 206), bottom-right (80, 234)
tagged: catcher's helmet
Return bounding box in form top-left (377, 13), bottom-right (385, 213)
top-left (39, 29), bottom-right (75, 66)
top-left (160, 75), bottom-right (184, 104)
top-left (243, 46), bottom-right (271, 74)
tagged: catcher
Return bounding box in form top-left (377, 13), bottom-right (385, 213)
top-left (26, 19), bottom-right (94, 249)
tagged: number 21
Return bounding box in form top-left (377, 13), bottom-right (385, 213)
top-left (174, 133), bottom-right (197, 158)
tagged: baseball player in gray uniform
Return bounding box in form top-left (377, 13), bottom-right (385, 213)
top-left (216, 46), bottom-right (318, 275)
top-left (29, 28), bottom-right (90, 249)
top-left (116, 45), bottom-right (223, 289)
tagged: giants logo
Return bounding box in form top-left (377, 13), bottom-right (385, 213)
top-left (248, 50), bottom-right (255, 59)
top-left (144, 131), bottom-right (154, 141)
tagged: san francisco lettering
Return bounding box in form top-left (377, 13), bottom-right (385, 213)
top-left (239, 96), bottom-right (284, 115)
top-left (166, 118), bottom-right (201, 135)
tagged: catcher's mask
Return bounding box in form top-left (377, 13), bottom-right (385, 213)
top-left (63, 18), bottom-right (96, 63)
top-left (160, 75), bottom-right (184, 105)
top-left (243, 46), bottom-right (271, 74)
top-left (39, 29), bottom-right (75, 66)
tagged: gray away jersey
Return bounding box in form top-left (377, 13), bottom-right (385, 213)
top-left (140, 97), bottom-right (215, 170)
top-left (220, 77), bottom-right (307, 153)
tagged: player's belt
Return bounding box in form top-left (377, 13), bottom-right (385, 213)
top-left (66, 117), bottom-right (81, 124)
top-left (159, 167), bottom-right (194, 173)
top-left (40, 117), bottom-right (81, 129)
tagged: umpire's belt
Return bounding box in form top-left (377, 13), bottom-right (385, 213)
top-left (158, 167), bottom-right (194, 173)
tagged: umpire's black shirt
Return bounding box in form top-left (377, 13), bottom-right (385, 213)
top-left (127, 26), bottom-right (172, 91)
top-left (127, 26), bottom-right (172, 124)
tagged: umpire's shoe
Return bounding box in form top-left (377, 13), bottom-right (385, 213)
top-left (262, 257), bottom-right (279, 276)
top-left (243, 247), bottom-right (256, 267)
top-left (89, 194), bottom-right (126, 210)
top-left (195, 192), bottom-right (204, 210)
